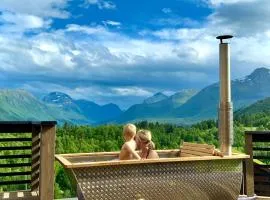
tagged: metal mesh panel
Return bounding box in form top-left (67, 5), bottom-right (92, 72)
top-left (72, 159), bottom-right (243, 200)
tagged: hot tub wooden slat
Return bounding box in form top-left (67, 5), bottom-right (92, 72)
top-left (181, 145), bottom-right (215, 154)
top-left (180, 142), bottom-right (216, 157)
top-left (59, 149), bottom-right (180, 157)
top-left (61, 150), bottom-right (181, 164)
top-left (55, 153), bottom-right (249, 168)
top-left (183, 142), bottom-right (215, 149)
top-left (181, 149), bottom-right (213, 156)
top-left (56, 154), bottom-right (73, 168)
top-left (181, 152), bottom-right (198, 157)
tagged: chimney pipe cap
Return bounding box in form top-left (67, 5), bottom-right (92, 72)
top-left (216, 35), bottom-right (233, 43)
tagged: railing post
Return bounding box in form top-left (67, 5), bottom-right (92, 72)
top-left (244, 132), bottom-right (254, 196)
top-left (39, 124), bottom-right (56, 200)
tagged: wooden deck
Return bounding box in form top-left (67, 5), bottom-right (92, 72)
top-left (56, 196), bottom-right (270, 200)
top-left (0, 191), bottom-right (38, 199)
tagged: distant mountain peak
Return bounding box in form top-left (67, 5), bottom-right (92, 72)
top-left (247, 67), bottom-right (270, 81)
top-left (174, 89), bottom-right (198, 94)
top-left (42, 92), bottom-right (73, 105)
top-left (171, 89), bottom-right (198, 107)
top-left (154, 92), bottom-right (166, 96)
top-left (143, 92), bottom-right (168, 104)
top-left (252, 67), bottom-right (269, 74)
top-left (49, 91), bottom-right (72, 99)
top-left (0, 89), bottom-right (54, 121)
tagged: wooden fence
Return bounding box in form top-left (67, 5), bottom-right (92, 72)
top-left (245, 131), bottom-right (270, 197)
top-left (0, 121), bottom-right (56, 200)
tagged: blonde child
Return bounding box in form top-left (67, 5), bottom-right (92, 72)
top-left (119, 123), bottom-right (141, 160)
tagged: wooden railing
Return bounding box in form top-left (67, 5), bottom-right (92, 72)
top-left (245, 131), bottom-right (270, 197)
top-left (0, 121), bottom-right (56, 200)
top-left (0, 132), bottom-right (32, 187)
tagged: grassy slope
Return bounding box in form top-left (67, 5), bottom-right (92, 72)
top-left (0, 90), bottom-right (89, 123)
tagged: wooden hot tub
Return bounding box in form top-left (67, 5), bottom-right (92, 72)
top-left (55, 150), bottom-right (249, 200)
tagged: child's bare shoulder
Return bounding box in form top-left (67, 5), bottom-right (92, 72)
top-left (122, 141), bottom-right (136, 150)
top-left (121, 142), bottom-right (129, 149)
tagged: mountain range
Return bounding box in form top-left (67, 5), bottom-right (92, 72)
top-left (0, 90), bottom-right (122, 124)
top-left (42, 92), bottom-right (122, 124)
top-left (115, 89), bottom-right (198, 123)
top-left (173, 67), bottom-right (270, 119)
top-left (0, 67), bottom-right (270, 124)
top-left (235, 97), bottom-right (270, 117)
top-left (115, 67), bottom-right (270, 124)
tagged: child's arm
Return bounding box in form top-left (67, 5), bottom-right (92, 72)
top-left (125, 143), bottom-right (141, 159)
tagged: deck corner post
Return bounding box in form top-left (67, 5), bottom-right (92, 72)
top-left (244, 132), bottom-right (255, 196)
top-left (39, 124), bottom-right (56, 200)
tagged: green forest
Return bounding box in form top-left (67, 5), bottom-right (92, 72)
top-left (1, 112), bottom-right (270, 198)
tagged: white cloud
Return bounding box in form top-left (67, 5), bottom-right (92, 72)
top-left (142, 0), bottom-right (270, 70)
top-left (85, 0), bottom-right (116, 10)
top-left (207, 0), bottom-right (257, 6)
top-left (173, 47), bottom-right (199, 62)
top-left (150, 28), bottom-right (205, 40)
top-left (151, 17), bottom-right (200, 27)
top-left (66, 24), bottom-right (108, 35)
top-left (64, 24), bottom-right (186, 65)
top-left (100, 1), bottom-right (116, 9)
top-left (0, 0), bottom-right (69, 18)
top-left (0, 32), bottom-right (78, 74)
top-left (162, 8), bottom-right (172, 14)
top-left (30, 36), bottom-right (77, 70)
top-left (207, 0), bottom-right (270, 36)
top-left (0, 12), bottom-right (51, 33)
top-left (0, 21), bottom-right (215, 108)
top-left (102, 20), bottom-right (121, 27)
top-left (112, 87), bottom-right (152, 97)
top-left (0, 21), bottom-right (226, 92)
top-left (232, 35), bottom-right (270, 67)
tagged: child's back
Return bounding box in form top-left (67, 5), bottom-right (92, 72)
top-left (119, 124), bottom-right (141, 160)
top-left (119, 139), bottom-right (138, 160)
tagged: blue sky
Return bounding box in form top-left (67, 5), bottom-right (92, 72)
top-left (0, 0), bottom-right (270, 109)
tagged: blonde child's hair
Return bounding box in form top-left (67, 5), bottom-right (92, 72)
top-left (137, 129), bottom-right (155, 150)
top-left (123, 123), bottom-right (136, 139)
